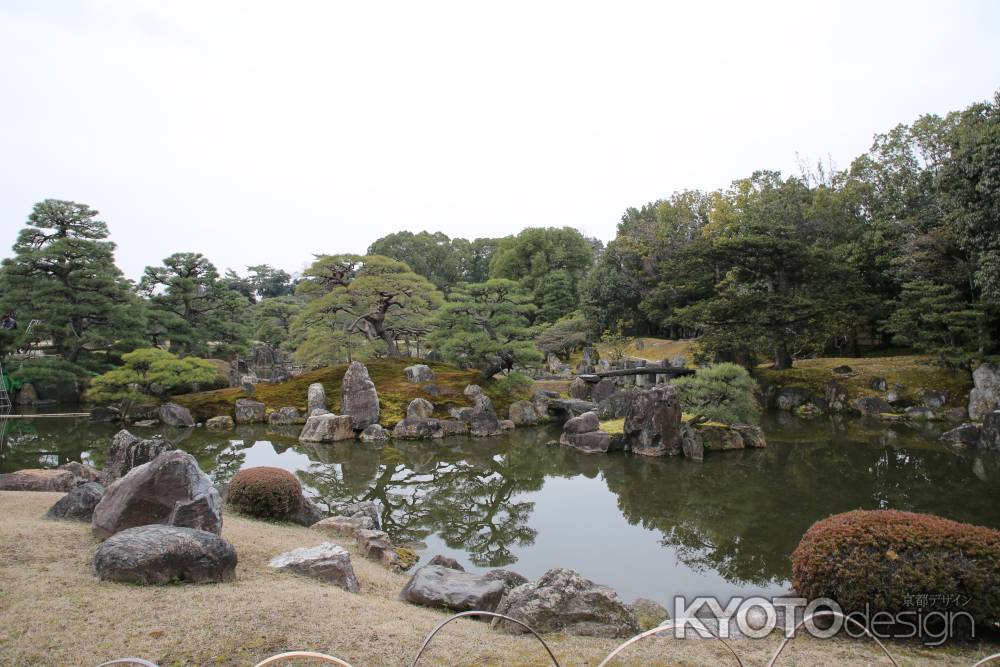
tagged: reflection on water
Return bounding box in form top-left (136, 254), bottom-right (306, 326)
top-left (3, 413), bottom-right (1000, 605)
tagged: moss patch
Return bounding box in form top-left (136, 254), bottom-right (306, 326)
top-left (755, 355), bottom-right (972, 409)
top-left (571, 337), bottom-right (700, 368)
top-left (599, 418), bottom-right (625, 434)
top-left (174, 358), bottom-right (531, 427)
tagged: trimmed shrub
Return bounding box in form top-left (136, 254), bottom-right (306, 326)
top-left (227, 467), bottom-right (303, 520)
top-left (672, 362), bottom-right (760, 424)
top-left (791, 510), bottom-right (1000, 629)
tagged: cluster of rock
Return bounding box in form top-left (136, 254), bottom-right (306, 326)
top-left (941, 412), bottom-right (1000, 450)
top-left (555, 385), bottom-right (765, 460)
top-left (310, 501), bottom-right (416, 574)
top-left (399, 562), bottom-right (652, 638)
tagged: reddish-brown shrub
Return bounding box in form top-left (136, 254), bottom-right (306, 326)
top-left (791, 510), bottom-right (1000, 628)
top-left (227, 467), bottom-right (303, 520)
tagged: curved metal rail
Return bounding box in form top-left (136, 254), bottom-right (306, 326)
top-left (766, 610), bottom-right (900, 667)
top-left (410, 610), bottom-right (561, 667)
top-left (596, 620), bottom-right (744, 667)
top-left (253, 650), bottom-right (354, 666)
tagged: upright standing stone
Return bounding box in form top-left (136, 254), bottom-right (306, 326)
top-left (307, 382), bottom-right (328, 414)
top-left (341, 362), bottom-right (380, 429)
top-left (105, 429), bottom-right (174, 482)
top-left (624, 385), bottom-right (682, 456)
top-left (235, 399), bottom-right (266, 424)
top-left (969, 364), bottom-right (1000, 421)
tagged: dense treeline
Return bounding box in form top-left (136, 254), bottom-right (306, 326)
top-left (0, 92), bottom-right (997, 384)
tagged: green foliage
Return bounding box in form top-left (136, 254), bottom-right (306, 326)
top-left (139, 252), bottom-right (251, 356)
top-left (253, 296), bottom-right (302, 349)
top-left (672, 363), bottom-right (760, 424)
top-left (489, 227), bottom-right (594, 323)
top-left (227, 467), bottom-right (303, 520)
top-left (87, 348), bottom-right (220, 403)
top-left (535, 313), bottom-right (593, 357)
top-left (883, 279), bottom-right (986, 367)
top-left (367, 231), bottom-right (499, 294)
top-left (294, 254), bottom-right (442, 359)
top-left (8, 358), bottom-right (87, 386)
top-left (428, 279), bottom-right (543, 381)
top-left (600, 320), bottom-right (634, 362)
top-left (792, 510), bottom-right (1000, 632)
top-left (0, 199), bottom-right (145, 364)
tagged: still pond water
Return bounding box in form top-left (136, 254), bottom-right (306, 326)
top-left (3, 412), bottom-right (999, 606)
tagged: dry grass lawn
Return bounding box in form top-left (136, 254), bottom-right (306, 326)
top-left (1, 492), bottom-right (995, 667)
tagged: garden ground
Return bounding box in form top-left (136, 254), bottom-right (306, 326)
top-left (1, 492), bottom-right (996, 666)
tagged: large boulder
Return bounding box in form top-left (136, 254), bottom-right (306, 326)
top-left (623, 385), bottom-right (681, 457)
top-left (439, 419), bottom-right (470, 436)
top-left (158, 402), bottom-right (194, 428)
top-left (941, 423), bottom-right (983, 446)
top-left (400, 564), bottom-right (506, 612)
top-left (508, 400), bottom-right (540, 426)
top-left (549, 398), bottom-right (598, 418)
top-left (699, 424), bottom-right (745, 451)
top-left (590, 378), bottom-right (618, 404)
top-left (205, 415), bottom-right (234, 430)
top-left (774, 387), bottom-right (811, 411)
top-left (91, 450), bottom-right (222, 540)
top-left (234, 399), bottom-right (266, 424)
top-left (392, 417), bottom-right (443, 439)
top-left (467, 393), bottom-right (502, 437)
top-left (981, 411), bottom-right (1000, 451)
top-left (597, 387), bottom-right (639, 420)
top-left (852, 396), bottom-right (893, 417)
top-left (563, 411), bottom-right (599, 434)
top-left (268, 406), bottom-right (304, 426)
top-left (406, 397), bottom-right (435, 419)
top-left (732, 424), bottom-right (767, 449)
top-left (492, 568), bottom-right (640, 638)
top-left (404, 364), bottom-right (435, 383)
top-left (307, 382), bottom-right (328, 414)
top-left (360, 424), bottom-right (390, 442)
top-left (341, 361), bottom-right (380, 429)
top-left (569, 377), bottom-right (591, 400)
top-left (105, 429), bottom-right (174, 482)
top-left (94, 525), bottom-right (236, 584)
top-left (532, 390), bottom-right (560, 419)
top-left (299, 413), bottom-right (354, 442)
top-left (969, 363), bottom-right (1000, 421)
top-left (560, 430), bottom-right (612, 453)
top-left (0, 466), bottom-right (90, 492)
top-left (45, 482), bottom-right (105, 521)
top-left (268, 543), bottom-right (359, 592)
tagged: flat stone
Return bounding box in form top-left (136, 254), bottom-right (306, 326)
top-left (0, 468), bottom-right (78, 492)
top-left (235, 399), bottom-right (266, 424)
top-left (311, 515), bottom-right (374, 539)
top-left (400, 564), bottom-right (506, 612)
top-left (94, 525), bottom-right (236, 585)
top-left (268, 543), bottom-right (359, 592)
top-left (299, 414), bottom-right (354, 442)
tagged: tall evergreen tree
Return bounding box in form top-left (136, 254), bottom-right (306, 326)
top-left (0, 200), bottom-right (143, 366)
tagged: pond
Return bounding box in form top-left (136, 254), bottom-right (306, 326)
top-left (3, 412), bottom-right (1000, 607)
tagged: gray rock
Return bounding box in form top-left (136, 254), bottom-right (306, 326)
top-left (268, 406), bottom-right (304, 426)
top-left (132, 419), bottom-right (159, 427)
top-left (732, 424), bottom-right (767, 448)
top-left (59, 461), bottom-right (102, 485)
top-left (852, 396), bottom-right (894, 417)
top-left (981, 411), bottom-right (1000, 451)
top-left (463, 384), bottom-right (483, 399)
top-left (630, 598), bottom-right (670, 631)
top-left (669, 355), bottom-right (686, 369)
top-left (824, 383), bottom-right (849, 413)
top-left (774, 387), bottom-right (811, 411)
top-left (94, 525), bottom-right (236, 584)
top-left (922, 390), bottom-right (948, 409)
top-left (560, 430), bottom-right (611, 453)
top-left (404, 364), bottom-right (435, 383)
top-left (268, 543), bottom-right (359, 592)
top-left (206, 415), bottom-right (234, 430)
top-left (439, 419), bottom-right (470, 436)
top-left (549, 398), bottom-right (598, 418)
top-left (105, 429), bottom-right (174, 482)
top-left (870, 377), bottom-right (888, 392)
top-left (307, 382), bottom-right (328, 414)
top-left (969, 363), bottom-right (1000, 421)
top-left (310, 408), bottom-right (331, 417)
top-left (392, 417), bottom-right (443, 439)
top-left (482, 569), bottom-right (528, 593)
top-left (299, 414), bottom-right (354, 442)
top-left (428, 554), bottom-right (464, 571)
top-left (45, 482), bottom-right (105, 521)
top-left (940, 423), bottom-right (982, 446)
top-left (234, 399), bottom-right (266, 424)
top-left (290, 497), bottom-right (326, 527)
top-left (400, 564), bottom-right (506, 612)
top-left (500, 419), bottom-right (515, 431)
top-left (492, 568), bottom-right (640, 638)
top-left (680, 424), bottom-right (704, 461)
top-left (564, 411), bottom-right (599, 434)
top-left (597, 387), bottom-right (639, 420)
top-left (831, 365), bottom-right (853, 375)
top-left (312, 515), bottom-right (375, 539)
top-left (92, 450), bottom-right (222, 540)
top-left (359, 424), bottom-right (390, 442)
top-left (341, 362), bottom-right (380, 429)
top-left (905, 406), bottom-right (937, 421)
top-left (569, 377), bottom-right (591, 400)
top-left (406, 397), bottom-right (435, 419)
top-left (356, 528), bottom-right (393, 562)
top-left (0, 467), bottom-right (87, 492)
top-left (508, 400), bottom-right (540, 426)
top-left (468, 393), bottom-right (502, 437)
top-left (591, 378), bottom-right (618, 404)
top-left (624, 385), bottom-right (682, 457)
top-left (343, 500), bottom-right (381, 530)
top-left (158, 402), bottom-right (194, 428)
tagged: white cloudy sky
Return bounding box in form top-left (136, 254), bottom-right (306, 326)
top-left (1, 1), bottom-right (998, 280)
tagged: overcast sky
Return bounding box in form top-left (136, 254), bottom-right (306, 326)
top-left (1, 1), bottom-right (998, 280)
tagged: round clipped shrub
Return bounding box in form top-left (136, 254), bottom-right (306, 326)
top-left (791, 510), bottom-right (1000, 628)
top-left (227, 467), bottom-right (303, 520)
